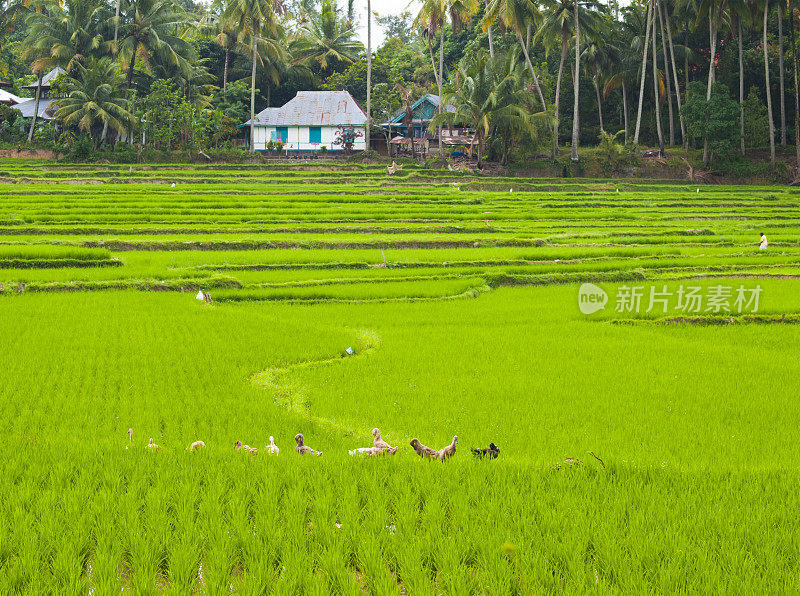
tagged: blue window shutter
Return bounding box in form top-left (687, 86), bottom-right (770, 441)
top-left (309, 127), bottom-right (321, 144)
top-left (275, 127), bottom-right (288, 142)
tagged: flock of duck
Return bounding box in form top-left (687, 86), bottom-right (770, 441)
top-left (126, 428), bottom-right (500, 461)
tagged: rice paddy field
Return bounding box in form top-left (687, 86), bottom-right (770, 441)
top-left (1, 162), bottom-right (799, 593)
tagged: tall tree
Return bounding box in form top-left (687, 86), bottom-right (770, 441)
top-left (417, 0), bottom-right (478, 158)
top-left (117, 0), bottom-right (193, 91)
top-left (366, 0), bottom-right (371, 151)
top-left (696, 0), bottom-right (726, 164)
top-left (659, 0), bottom-right (687, 148)
top-left (292, 0), bottom-right (361, 73)
top-left (484, 0), bottom-right (547, 111)
top-left (777, 0), bottom-right (786, 146)
top-left (762, 0), bottom-right (776, 167)
top-left (536, 0), bottom-right (601, 156)
top-left (633, 0), bottom-right (653, 144)
top-left (226, 0), bottom-right (284, 151)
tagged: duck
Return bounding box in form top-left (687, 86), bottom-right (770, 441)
top-left (409, 438), bottom-right (439, 459)
top-left (471, 442), bottom-right (499, 459)
top-left (188, 440), bottom-right (205, 452)
top-left (267, 436), bottom-right (279, 456)
top-left (437, 435), bottom-right (458, 461)
top-left (126, 428), bottom-right (133, 449)
top-left (235, 440), bottom-right (258, 454)
top-left (294, 433), bottom-right (322, 456)
top-left (372, 428), bottom-right (397, 453)
top-left (145, 437), bottom-right (160, 451)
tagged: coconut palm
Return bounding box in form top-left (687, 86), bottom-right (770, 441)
top-left (117, 0), bottom-right (194, 91)
top-left (535, 0), bottom-right (602, 156)
top-left (431, 48), bottom-right (552, 166)
top-left (203, 0), bottom-right (240, 90)
top-left (55, 57), bottom-right (134, 144)
top-left (226, 0), bottom-right (285, 152)
top-left (695, 0), bottom-right (727, 163)
top-left (777, 0), bottom-right (786, 147)
top-left (415, 0), bottom-right (478, 157)
top-left (761, 0), bottom-right (775, 168)
top-left (20, 0), bottom-right (110, 141)
top-left (291, 0), bottom-right (361, 74)
top-left (483, 0), bottom-right (547, 110)
top-left (658, 0), bottom-right (686, 148)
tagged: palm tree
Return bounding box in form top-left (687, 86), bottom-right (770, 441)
top-left (727, 0), bottom-right (751, 155)
top-left (203, 0), bottom-right (239, 90)
top-left (777, 0), bottom-right (785, 147)
top-left (55, 57), bottom-right (133, 144)
top-left (292, 0), bottom-right (361, 74)
top-left (484, 0), bottom-right (547, 111)
top-left (21, 0), bottom-right (109, 141)
top-left (789, 0), bottom-right (799, 166)
top-left (226, 0), bottom-right (285, 152)
top-left (695, 0), bottom-right (726, 163)
top-left (366, 0), bottom-right (371, 151)
top-left (633, 0), bottom-right (653, 145)
top-left (762, 0), bottom-right (775, 167)
top-left (655, 0), bottom-right (673, 145)
top-left (656, 0), bottom-right (684, 148)
top-left (416, 0), bottom-right (478, 157)
top-left (117, 0), bottom-right (193, 91)
top-left (650, 0), bottom-right (665, 154)
top-left (431, 49), bottom-right (551, 166)
top-left (581, 37), bottom-right (611, 132)
top-left (535, 0), bottom-right (601, 155)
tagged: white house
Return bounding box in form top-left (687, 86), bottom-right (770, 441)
top-left (240, 90), bottom-right (367, 152)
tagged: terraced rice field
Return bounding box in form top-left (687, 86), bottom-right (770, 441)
top-left (1, 163), bottom-right (799, 593)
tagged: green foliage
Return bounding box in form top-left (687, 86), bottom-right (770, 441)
top-left (741, 86), bottom-right (769, 149)
top-left (596, 129), bottom-right (630, 176)
top-left (680, 81), bottom-right (741, 163)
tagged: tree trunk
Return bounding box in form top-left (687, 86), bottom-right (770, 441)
top-left (427, 32), bottom-right (440, 90)
top-left (571, 0), bottom-right (580, 161)
top-left (738, 17), bottom-right (745, 155)
top-left (702, 12), bottom-right (717, 165)
top-left (27, 75), bottom-right (42, 143)
top-left (661, 0), bottom-right (686, 149)
top-left (101, 120), bottom-right (108, 143)
top-left (634, 0), bottom-right (654, 144)
top-left (553, 39), bottom-right (566, 158)
top-left (778, 2), bottom-right (786, 147)
top-left (366, 0), bottom-right (371, 151)
top-left (790, 1), bottom-right (800, 167)
top-left (516, 29), bottom-right (547, 110)
top-left (622, 82), bottom-right (629, 144)
top-left (487, 23), bottom-right (494, 58)
top-left (594, 77), bottom-right (604, 132)
top-left (126, 45), bottom-right (137, 91)
top-left (764, 0), bottom-right (776, 169)
top-left (114, 0), bottom-right (121, 50)
top-left (250, 33), bottom-right (258, 153)
top-left (656, 0), bottom-right (673, 145)
top-left (652, 4), bottom-right (665, 156)
top-left (439, 26), bottom-right (444, 159)
top-left (223, 48), bottom-right (229, 90)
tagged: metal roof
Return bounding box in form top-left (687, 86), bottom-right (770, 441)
top-left (22, 67), bottom-right (67, 89)
top-left (242, 91), bottom-right (367, 127)
top-left (14, 98), bottom-right (56, 119)
top-left (0, 89), bottom-right (21, 105)
top-left (385, 94), bottom-right (456, 125)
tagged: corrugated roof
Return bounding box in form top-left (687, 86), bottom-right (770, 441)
top-left (14, 98), bottom-right (56, 119)
top-left (22, 67), bottom-right (67, 89)
top-left (242, 91), bottom-right (367, 127)
top-left (0, 89), bottom-right (22, 105)
top-left (385, 94), bottom-right (456, 125)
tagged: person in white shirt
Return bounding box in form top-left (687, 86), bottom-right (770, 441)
top-left (759, 232), bottom-right (768, 250)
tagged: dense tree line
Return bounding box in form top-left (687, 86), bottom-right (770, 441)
top-left (0, 0), bottom-right (795, 166)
